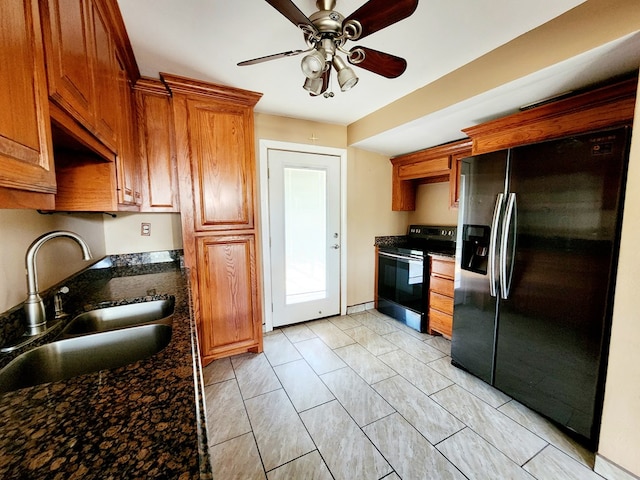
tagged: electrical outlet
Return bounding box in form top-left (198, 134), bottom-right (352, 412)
top-left (141, 222), bottom-right (151, 236)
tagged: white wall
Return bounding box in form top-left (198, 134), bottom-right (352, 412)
top-left (597, 73), bottom-right (640, 477)
top-left (0, 210), bottom-right (106, 312)
top-left (102, 212), bottom-right (182, 254)
top-left (408, 182), bottom-right (459, 227)
top-left (0, 209), bottom-right (183, 314)
top-left (346, 147), bottom-right (409, 305)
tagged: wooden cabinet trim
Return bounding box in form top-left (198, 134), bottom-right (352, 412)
top-left (392, 138), bottom-right (472, 166)
top-left (463, 76), bottom-right (638, 155)
top-left (161, 73), bottom-right (262, 107)
top-left (397, 156), bottom-right (450, 180)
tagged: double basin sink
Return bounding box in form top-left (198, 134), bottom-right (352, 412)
top-left (0, 297), bottom-right (175, 394)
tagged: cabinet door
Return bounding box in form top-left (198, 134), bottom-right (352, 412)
top-left (186, 99), bottom-right (255, 230)
top-left (196, 235), bottom-right (262, 360)
top-left (41, 0), bottom-right (95, 128)
top-left (135, 80), bottom-right (179, 212)
top-left (0, 0), bottom-right (55, 194)
top-left (115, 53), bottom-right (139, 206)
top-left (89, 0), bottom-right (118, 150)
top-left (450, 150), bottom-right (471, 208)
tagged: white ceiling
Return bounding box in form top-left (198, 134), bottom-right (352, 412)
top-left (117, 0), bottom-right (640, 156)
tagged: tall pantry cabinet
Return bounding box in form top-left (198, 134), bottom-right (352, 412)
top-left (162, 74), bottom-right (264, 364)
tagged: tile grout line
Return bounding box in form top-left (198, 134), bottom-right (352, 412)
top-left (205, 312), bottom-right (597, 480)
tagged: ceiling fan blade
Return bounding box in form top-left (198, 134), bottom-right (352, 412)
top-left (264, 0), bottom-right (317, 33)
top-left (345, 0), bottom-right (418, 40)
top-left (348, 46), bottom-right (407, 78)
top-left (237, 49), bottom-right (305, 66)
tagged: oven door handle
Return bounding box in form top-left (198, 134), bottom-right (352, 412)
top-left (378, 251), bottom-right (423, 263)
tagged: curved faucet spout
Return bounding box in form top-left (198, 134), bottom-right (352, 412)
top-left (24, 231), bottom-right (93, 335)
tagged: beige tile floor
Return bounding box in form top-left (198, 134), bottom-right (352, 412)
top-left (203, 309), bottom-right (601, 480)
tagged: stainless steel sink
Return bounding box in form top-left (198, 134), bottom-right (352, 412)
top-left (0, 323), bottom-right (172, 393)
top-left (60, 297), bottom-right (175, 337)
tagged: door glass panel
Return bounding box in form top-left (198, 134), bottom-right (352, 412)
top-left (284, 167), bottom-right (326, 304)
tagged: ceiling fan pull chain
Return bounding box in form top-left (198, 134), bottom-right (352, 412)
top-left (324, 72), bottom-right (335, 98)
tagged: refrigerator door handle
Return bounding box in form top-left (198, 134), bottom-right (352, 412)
top-left (488, 193), bottom-right (504, 298)
top-left (500, 193), bottom-right (517, 299)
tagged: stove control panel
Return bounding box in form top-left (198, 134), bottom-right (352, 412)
top-left (408, 225), bottom-right (457, 241)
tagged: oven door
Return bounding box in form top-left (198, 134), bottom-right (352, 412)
top-left (377, 249), bottom-right (425, 316)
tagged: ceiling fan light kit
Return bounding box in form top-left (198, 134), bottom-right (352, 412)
top-left (333, 55), bottom-right (358, 91)
top-left (239, 0), bottom-right (419, 97)
top-left (301, 48), bottom-right (327, 79)
top-left (303, 76), bottom-right (324, 95)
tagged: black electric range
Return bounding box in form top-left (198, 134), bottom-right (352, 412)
top-left (377, 225), bottom-right (456, 332)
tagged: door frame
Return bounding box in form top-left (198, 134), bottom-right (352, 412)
top-left (259, 139), bottom-right (348, 333)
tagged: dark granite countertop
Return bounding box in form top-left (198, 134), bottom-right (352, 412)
top-left (0, 253), bottom-right (212, 479)
top-left (429, 251), bottom-right (456, 260)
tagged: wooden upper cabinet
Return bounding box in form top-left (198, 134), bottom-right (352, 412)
top-left (163, 73), bottom-right (262, 231)
top-left (40, 0), bottom-right (124, 153)
top-left (133, 78), bottom-right (179, 212)
top-left (390, 138), bottom-right (471, 211)
top-left (40, 0), bottom-right (95, 128)
top-left (188, 100), bottom-right (253, 229)
top-left (115, 52), bottom-right (140, 207)
top-left (89, 0), bottom-right (118, 151)
top-left (0, 0), bottom-right (55, 204)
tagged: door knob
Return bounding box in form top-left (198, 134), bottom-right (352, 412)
top-left (331, 244), bottom-right (340, 249)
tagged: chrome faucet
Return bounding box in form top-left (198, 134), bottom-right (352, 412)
top-left (24, 231), bottom-right (92, 336)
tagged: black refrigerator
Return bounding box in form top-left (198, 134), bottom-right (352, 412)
top-left (452, 126), bottom-right (630, 448)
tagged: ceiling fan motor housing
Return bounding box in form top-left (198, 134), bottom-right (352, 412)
top-left (309, 9), bottom-right (344, 36)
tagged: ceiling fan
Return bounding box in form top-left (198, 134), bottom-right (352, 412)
top-left (238, 0), bottom-right (419, 97)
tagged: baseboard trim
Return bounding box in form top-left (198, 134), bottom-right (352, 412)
top-left (595, 454), bottom-right (640, 480)
top-left (346, 302), bottom-right (375, 315)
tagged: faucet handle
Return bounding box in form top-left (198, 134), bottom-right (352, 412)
top-left (54, 286), bottom-right (70, 319)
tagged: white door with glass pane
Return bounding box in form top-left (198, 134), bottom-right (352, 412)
top-left (268, 149), bottom-right (341, 326)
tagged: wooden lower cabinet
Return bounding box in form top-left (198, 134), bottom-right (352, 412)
top-left (428, 255), bottom-right (455, 337)
top-left (196, 235), bottom-right (262, 361)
